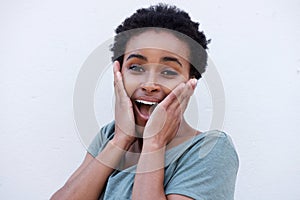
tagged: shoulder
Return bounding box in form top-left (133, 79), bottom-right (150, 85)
top-left (100, 120), bottom-right (115, 138)
top-left (195, 130), bottom-right (238, 161)
top-left (165, 130), bottom-right (239, 199)
top-left (177, 130), bottom-right (239, 170)
top-left (92, 120), bottom-right (116, 144)
top-left (87, 121), bottom-right (115, 157)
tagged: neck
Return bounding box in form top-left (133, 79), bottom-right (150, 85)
top-left (133, 118), bottom-right (198, 151)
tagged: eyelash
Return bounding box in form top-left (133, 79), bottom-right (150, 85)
top-left (129, 64), bottom-right (144, 72)
top-left (161, 70), bottom-right (178, 76)
top-left (128, 64), bottom-right (178, 76)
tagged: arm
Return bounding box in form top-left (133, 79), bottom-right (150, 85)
top-left (132, 79), bottom-right (197, 200)
top-left (133, 146), bottom-right (193, 200)
top-left (51, 61), bottom-right (136, 200)
top-left (50, 138), bottom-right (132, 200)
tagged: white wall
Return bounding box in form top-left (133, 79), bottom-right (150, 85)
top-left (0, 0), bottom-right (299, 199)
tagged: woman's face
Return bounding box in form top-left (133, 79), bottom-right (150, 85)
top-left (121, 30), bottom-right (191, 127)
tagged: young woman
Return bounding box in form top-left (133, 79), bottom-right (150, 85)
top-left (51, 4), bottom-right (238, 200)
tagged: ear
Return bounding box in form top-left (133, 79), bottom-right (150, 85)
top-left (189, 75), bottom-right (196, 79)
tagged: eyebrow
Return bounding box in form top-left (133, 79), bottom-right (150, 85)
top-left (161, 56), bottom-right (182, 67)
top-left (126, 53), bottom-right (182, 67)
top-left (126, 54), bottom-right (147, 61)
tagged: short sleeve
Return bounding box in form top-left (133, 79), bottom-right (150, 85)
top-left (87, 121), bottom-right (115, 158)
top-left (165, 131), bottom-right (239, 200)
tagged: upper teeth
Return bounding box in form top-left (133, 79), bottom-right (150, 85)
top-left (136, 100), bottom-right (158, 105)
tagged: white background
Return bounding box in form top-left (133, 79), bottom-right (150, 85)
top-left (1, 0), bottom-right (299, 199)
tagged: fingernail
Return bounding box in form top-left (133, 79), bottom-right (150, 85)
top-left (191, 78), bottom-right (197, 86)
top-left (113, 61), bottom-right (120, 72)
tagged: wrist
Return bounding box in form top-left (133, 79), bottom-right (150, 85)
top-left (137, 142), bottom-right (166, 173)
top-left (111, 136), bottom-right (133, 151)
top-left (142, 138), bottom-right (167, 153)
top-left (96, 141), bottom-right (127, 169)
top-left (112, 127), bottom-right (136, 151)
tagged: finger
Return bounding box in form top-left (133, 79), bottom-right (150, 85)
top-left (178, 79), bottom-right (197, 112)
top-left (113, 61), bottom-right (122, 99)
top-left (159, 82), bottom-right (185, 109)
top-left (157, 78), bottom-right (197, 111)
top-left (113, 61), bottom-right (128, 100)
top-left (113, 60), bottom-right (120, 74)
top-left (182, 78), bottom-right (197, 100)
top-left (174, 78), bottom-right (196, 106)
top-left (189, 78), bottom-right (197, 90)
top-left (113, 61), bottom-right (121, 87)
top-left (163, 79), bottom-right (196, 117)
top-left (162, 78), bottom-right (195, 107)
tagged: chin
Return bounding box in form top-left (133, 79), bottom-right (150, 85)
top-left (135, 123), bottom-right (145, 137)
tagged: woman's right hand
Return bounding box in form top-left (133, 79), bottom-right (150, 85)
top-left (113, 61), bottom-right (136, 150)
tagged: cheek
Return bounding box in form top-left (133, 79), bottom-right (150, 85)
top-left (158, 75), bottom-right (188, 93)
top-left (121, 72), bottom-right (140, 98)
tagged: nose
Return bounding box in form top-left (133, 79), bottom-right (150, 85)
top-left (141, 72), bottom-right (161, 93)
top-left (141, 82), bottom-right (161, 93)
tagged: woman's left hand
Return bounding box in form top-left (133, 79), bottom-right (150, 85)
top-left (142, 78), bottom-right (197, 150)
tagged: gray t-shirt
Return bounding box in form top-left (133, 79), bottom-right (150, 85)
top-left (88, 121), bottom-right (239, 200)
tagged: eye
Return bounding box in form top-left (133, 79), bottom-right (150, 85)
top-left (161, 69), bottom-right (178, 76)
top-left (128, 64), bottom-right (145, 73)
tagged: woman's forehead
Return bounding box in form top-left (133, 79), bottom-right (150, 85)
top-left (124, 30), bottom-right (190, 61)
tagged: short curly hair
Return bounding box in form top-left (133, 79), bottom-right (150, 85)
top-left (111, 4), bottom-right (210, 79)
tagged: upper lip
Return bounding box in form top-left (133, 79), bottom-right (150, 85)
top-left (135, 99), bottom-right (158, 105)
top-left (133, 96), bottom-right (162, 104)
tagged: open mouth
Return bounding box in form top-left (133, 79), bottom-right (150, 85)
top-left (133, 99), bottom-right (159, 123)
top-left (135, 100), bottom-right (158, 116)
